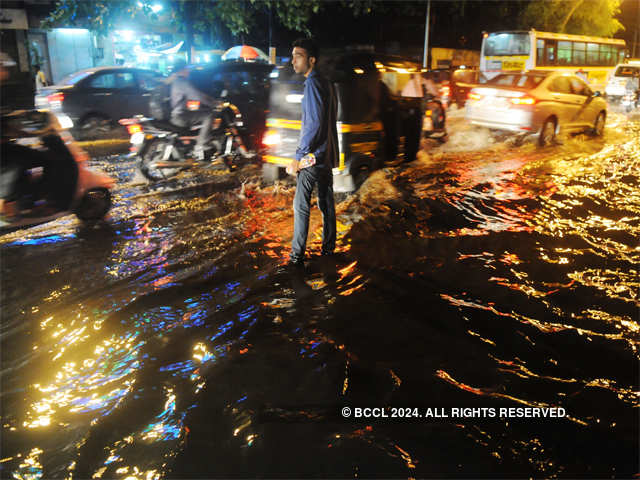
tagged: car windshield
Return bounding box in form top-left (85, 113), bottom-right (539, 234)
top-left (58, 71), bottom-right (93, 86)
top-left (487, 73), bottom-right (545, 89)
top-left (484, 33), bottom-right (530, 56)
top-left (613, 66), bottom-right (640, 77)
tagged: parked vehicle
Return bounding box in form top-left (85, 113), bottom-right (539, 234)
top-left (262, 52), bottom-right (424, 192)
top-left (479, 30), bottom-right (626, 92)
top-left (34, 67), bottom-right (165, 139)
top-left (121, 102), bottom-right (248, 182)
top-left (1, 110), bottom-right (114, 231)
top-left (450, 67), bottom-right (480, 108)
top-left (465, 71), bottom-right (607, 146)
top-left (605, 61), bottom-right (640, 103)
top-left (186, 61), bottom-right (275, 150)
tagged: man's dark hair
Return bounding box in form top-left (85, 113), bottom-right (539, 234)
top-left (34, 64), bottom-right (41, 70)
top-left (292, 38), bottom-right (319, 61)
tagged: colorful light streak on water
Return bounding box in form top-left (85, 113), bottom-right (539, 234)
top-left (1, 120), bottom-right (638, 478)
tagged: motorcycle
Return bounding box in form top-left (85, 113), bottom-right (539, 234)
top-left (621, 89), bottom-right (638, 113)
top-left (1, 110), bottom-right (114, 231)
top-left (121, 102), bottom-right (250, 182)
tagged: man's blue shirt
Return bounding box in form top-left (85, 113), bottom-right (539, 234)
top-left (296, 69), bottom-right (337, 166)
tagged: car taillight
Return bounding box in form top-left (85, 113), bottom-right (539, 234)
top-left (468, 92), bottom-right (482, 101)
top-left (187, 100), bottom-right (200, 111)
top-left (47, 92), bottom-right (64, 106)
top-left (510, 96), bottom-right (536, 105)
top-left (262, 130), bottom-right (281, 146)
top-left (127, 123), bottom-right (142, 135)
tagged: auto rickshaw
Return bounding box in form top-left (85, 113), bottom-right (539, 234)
top-left (261, 51), bottom-right (425, 192)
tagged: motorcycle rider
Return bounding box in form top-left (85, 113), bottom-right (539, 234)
top-left (168, 58), bottom-right (218, 160)
top-left (1, 52), bottom-right (84, 223)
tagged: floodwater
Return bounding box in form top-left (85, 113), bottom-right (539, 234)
top-left (1, 115), bottom-right (638, 479)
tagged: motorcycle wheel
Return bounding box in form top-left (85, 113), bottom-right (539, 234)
top-left (139, 138), bottom-right (181, 182)
top-left (75, 188), bottom-right (111, 221)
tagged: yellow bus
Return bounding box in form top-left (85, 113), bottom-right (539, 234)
top-left (480, 30), bottom-right (626, 91)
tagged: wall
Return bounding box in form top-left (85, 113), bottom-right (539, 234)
top-left (431, 48), bottom-right (480, 69)
top-left (46, 28), bottom-right (93, 83)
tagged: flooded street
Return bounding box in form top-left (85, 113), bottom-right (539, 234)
top-left (1, 113), bottom-right (638, 478)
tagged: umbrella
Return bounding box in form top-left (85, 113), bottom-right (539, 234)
top-left (221, 45), bottom-right (269, 62)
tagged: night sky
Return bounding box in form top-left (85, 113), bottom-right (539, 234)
top-left (246, 0), bottom-right (639, 61)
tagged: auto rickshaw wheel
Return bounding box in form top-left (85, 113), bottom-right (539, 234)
top-left (262, 163), bottom-right (283, 184)
top-left (75, 188), bottom-right (111, 221)
top-left (353, 165), bottom-right (371, 191)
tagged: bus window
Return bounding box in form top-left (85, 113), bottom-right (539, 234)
top-left (573, 42), bottom-right (586, 65)
top-left (558, 41), bottom-right (572, 65)
top-left (600, 45), bottom-right (613, 65)
top-left (587, 43), bottom-right (599, 65)
top-left (536, 39), bottom-right (544, 64)
top-left (485, 32), bottom-right (530, 56)
top-left (545, 40), bottom-right (557, 65)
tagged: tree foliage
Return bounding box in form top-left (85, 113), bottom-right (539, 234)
top-left (41, 0), bottom-right (383, 37)
top-left (520, 0), bottom-right (624, 37)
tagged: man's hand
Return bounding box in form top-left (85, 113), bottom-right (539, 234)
top-left (286, 159), bottom-right (300, 176)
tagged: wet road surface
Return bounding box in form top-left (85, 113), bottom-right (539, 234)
top-left (1, 112), bottom-right (639, 478)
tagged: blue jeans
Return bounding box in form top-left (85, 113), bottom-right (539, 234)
top-left (290, 166), bottom-right (336, 261)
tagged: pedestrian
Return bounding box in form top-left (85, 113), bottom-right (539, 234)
top-left (288, 38), bottom-right (338, 267)
top-left (34, 64), bottom-right (48, 91)
top-left (401, 72), bottom-right (438, 98)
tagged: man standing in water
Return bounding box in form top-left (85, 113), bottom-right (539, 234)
top-left (288, 38), bottom-right (338, 267)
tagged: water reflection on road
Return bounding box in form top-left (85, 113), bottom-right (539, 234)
top-left (1, 117), bottom-right (638, 479)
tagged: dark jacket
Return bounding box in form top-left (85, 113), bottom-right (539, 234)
top-left (295, 69), bottom-right (339, 168)
top-left (170, 75), bottom-right (216, 119)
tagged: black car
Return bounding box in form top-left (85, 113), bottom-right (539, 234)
top-left (35, 67), bottom-right (165, 139)
top-left (187, 61), bottom-right (275, 150)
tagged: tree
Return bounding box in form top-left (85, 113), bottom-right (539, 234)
top-left (41, 0), bottom-right (384, 40)
top-left (41, 0), bottom-right (387, 61)
top-left (520, 0), bottom-right (624, 37)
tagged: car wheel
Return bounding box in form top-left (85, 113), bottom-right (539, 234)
top-left (538, 118), bottom-right (556, 147)
top-left (76, 114), bottom-right (113, 140)
top-left (593, 111), bottom-right (606, 136)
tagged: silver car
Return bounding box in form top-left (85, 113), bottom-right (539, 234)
top-left (465, 72), bottom-right (607, 146)
top-left (605, 62), bottom-right (640, 101)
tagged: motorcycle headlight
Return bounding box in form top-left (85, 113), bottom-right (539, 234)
top-left (55, 113), bottom-right (74, 130)
top-left (131, 131), bottom-right (145, 146)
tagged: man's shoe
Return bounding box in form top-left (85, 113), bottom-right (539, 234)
top-left (287, 256), bottom-right (305, 268)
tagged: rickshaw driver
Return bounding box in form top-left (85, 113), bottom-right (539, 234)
top-left (288, 38), bottom-right (339, 267)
